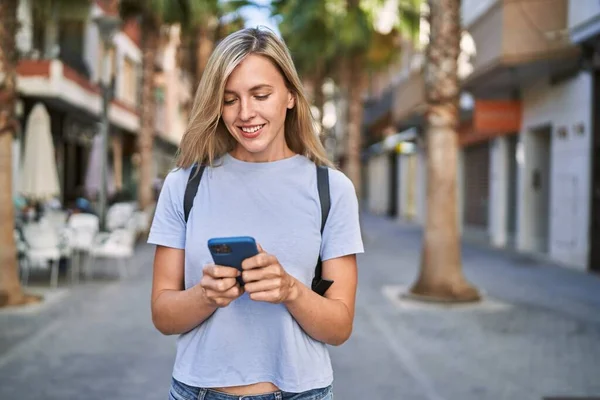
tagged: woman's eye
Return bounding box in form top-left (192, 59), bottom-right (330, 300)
top-left (223, 98), bottom-right (237, 105)
top-left (255, 94), bottom-right (270, 101)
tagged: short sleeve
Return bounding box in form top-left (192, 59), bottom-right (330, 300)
top-left (320, 169), bottom-right (364, 261)
top-left (147, 168), bottom-right (188, 249)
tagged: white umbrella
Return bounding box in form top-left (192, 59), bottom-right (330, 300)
top-left (85, 133), bottom-right (116, 200)
top-left (19, 103), bottom-right (61, 201)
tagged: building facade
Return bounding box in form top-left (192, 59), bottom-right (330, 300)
top-left (569, 0), bottom-right (600, 273)
top-left (363, 0), bottom-right (597, 272)
top-left (13, 0), bottom-right (190, 207)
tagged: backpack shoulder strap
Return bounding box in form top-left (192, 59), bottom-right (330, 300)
top-left (312, 165), bottom-right (333, 296)
top-left (184, 163), bottom-right (206, 223)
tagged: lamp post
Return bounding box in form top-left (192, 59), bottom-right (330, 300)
top-left (93, 14), bottom-right (121, 231)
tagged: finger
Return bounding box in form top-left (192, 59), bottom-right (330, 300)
top-left (242, 264), bottom-right (280, 283)
top-left (204, 265), bottom-right (241, 278)
top-left (244, 278), bottom-right (281, 293)
top-left (241, 253), bottom-right (276, 270)
top-left (220, 283), bottom-right (244, 299)
top-left (201, 276), bottom-right (238, 292)
top-left (248, 288), bottom-right (281, 303)
top-left (257, 243), bottom-right (265, 253)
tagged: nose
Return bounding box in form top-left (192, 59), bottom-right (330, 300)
top-left (239, 98), bottom-right (256, 121)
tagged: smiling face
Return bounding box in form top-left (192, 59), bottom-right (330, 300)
top-left (221, 54), bottom-right (296, 162)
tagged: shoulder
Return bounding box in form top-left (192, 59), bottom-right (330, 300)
top-left (325, 168), bottom-right (357, 200)
top-left (164, 166), bottom-right (193, 186)
top-left (161, 166), bottom-right (195, 197)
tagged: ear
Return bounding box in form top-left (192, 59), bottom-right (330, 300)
top-left (287, 91), bottom-right (295, 109)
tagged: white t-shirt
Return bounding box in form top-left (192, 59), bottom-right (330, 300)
top-left (148, 153), bottom-right (364, 392)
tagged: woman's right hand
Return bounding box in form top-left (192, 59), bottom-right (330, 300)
top-left (200, 265), bottom-right (244, 308)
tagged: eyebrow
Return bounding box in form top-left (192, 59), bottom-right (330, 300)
top-left (224, 84), bottom-right (274, 95)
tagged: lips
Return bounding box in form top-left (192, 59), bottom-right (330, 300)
top-left (238, 124), bottom-right (265, 139)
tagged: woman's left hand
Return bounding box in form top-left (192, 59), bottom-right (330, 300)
top-left (241, 244), bottom-right (299, 303)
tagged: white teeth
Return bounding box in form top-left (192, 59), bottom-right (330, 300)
top-left (241, 125), bottom-right (263, 133)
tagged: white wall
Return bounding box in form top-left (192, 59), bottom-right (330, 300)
top-left (88, 4), bottom-right (141, 93)
top-left (84, 9), bottom-right (101, 82)
top-left (568, 0), bottom-right (600, 31)
top-left (461, 0), bottom-right (499, 28)
top-left (518, 126), bottom-right (552, 253)
top-left (489, 137), bottom-right (509, 247)
top-left (367, 154), bottom-right (391, 215)
top-left (16, 0), bottom-right (33, 54)
top-left (518, 72), bottom-right (592, 270)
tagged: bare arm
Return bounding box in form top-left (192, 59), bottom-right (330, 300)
top-left (283, 255), bottom-right (357, 345)
top-left (151, 245), bottom-right (243, 335)
top-left (242, 249), bottom-right (358, 346)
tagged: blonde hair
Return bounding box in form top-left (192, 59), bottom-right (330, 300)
top-left (176, 27), bottom-right (333, 169)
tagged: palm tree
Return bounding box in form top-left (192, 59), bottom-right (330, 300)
top-left (176, 0), bottom-right (251, 93)
top-left (272, 0), bottom-right (336, 137)
top-left (0, 0), bottom-right (25, 307)
top-left (121, 0), bottom-right (250, 211)
top-left (273, 0), bottom-right (420, 199)
top-left (119, 1), bottom-right (159, 212)
top-left (341, 0), bottom-right (422, 199)
top-left (409, 0), bottom-right (480, 301)
top-left (0, 0), bottom-right (89, 307)
top-left (120, 0), bottom-right (190, 211)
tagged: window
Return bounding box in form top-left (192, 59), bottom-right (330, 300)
top-left (122, 57), bottom-right (138, 106)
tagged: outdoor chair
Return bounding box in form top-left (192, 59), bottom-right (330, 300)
top-left (20, 223), bottom-right (64, 288)
top-left (106, 202), bottom-right (136, 232)
top-left (67, 213), bottom-right (100, 281)
top-left (89, 225), bottom-right (137, 279)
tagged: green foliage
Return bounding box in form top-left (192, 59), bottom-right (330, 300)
top-left (275, 0), bottom-right (337, 77)
top-left (272, 0), bottom-right (423, 79)
top-left (31, 0), bottom-right (91, 20)
top-left (398, 0), bottom-right (421, 44)
top-left (335, 4), bottom-right (372, 54)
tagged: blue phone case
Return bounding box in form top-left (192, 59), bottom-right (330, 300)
top-left (207, 236), bottom-right (259, 286)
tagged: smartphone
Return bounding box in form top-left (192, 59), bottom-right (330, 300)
top-left (207, 236), bottom-right (259, 286)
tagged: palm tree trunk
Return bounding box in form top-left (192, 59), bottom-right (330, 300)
top-left (410, 0), bottom-right (479, 301)
top-left (345, 52), bottom-right (367, 200)
top-left (195, 25), bottom-right (214, 89)
top-left (0, 0), bottom-right (27, 307)
top-left (137, 21), bottom-right (158, 211)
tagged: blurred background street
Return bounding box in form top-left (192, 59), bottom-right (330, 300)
top-left (1, 213), bottom-right (599, 400)
top-left (2, 0), bottom-right (600, 399)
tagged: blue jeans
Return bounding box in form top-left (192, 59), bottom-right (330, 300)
top-left (169, 377), bottom-right (333, 400)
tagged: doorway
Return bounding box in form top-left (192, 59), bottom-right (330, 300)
top-left (526, 125), bottom-right (552, 253)
top-left (506, 134), bottom-right (519, 248)
top-left (463, 142), bottom-right (490, 229)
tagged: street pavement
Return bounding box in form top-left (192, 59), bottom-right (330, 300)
top-left (1, 212), bottom-right (599, 400)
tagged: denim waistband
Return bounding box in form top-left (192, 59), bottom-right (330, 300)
top-left (169, 377), bottom-right (332, 400)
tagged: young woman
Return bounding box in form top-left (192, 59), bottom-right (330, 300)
top-left (148, 27), bottom-right (363, 400)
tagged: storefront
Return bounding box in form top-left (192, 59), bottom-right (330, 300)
top-left (459, 100), bottom-right (522, 245)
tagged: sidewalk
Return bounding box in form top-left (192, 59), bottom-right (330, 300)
top-left (0, 212), bottom-right (599, 400)
top-left (334, 213), bottom-right (600, 400)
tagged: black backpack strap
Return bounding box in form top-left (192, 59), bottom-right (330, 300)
top-left (312, 165), bottom-right (333, 296)
top-left (184, 163), bottom-right (205, 223)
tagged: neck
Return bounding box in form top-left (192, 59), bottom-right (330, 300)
top-left (230, 144), bottom-right (295, 163)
